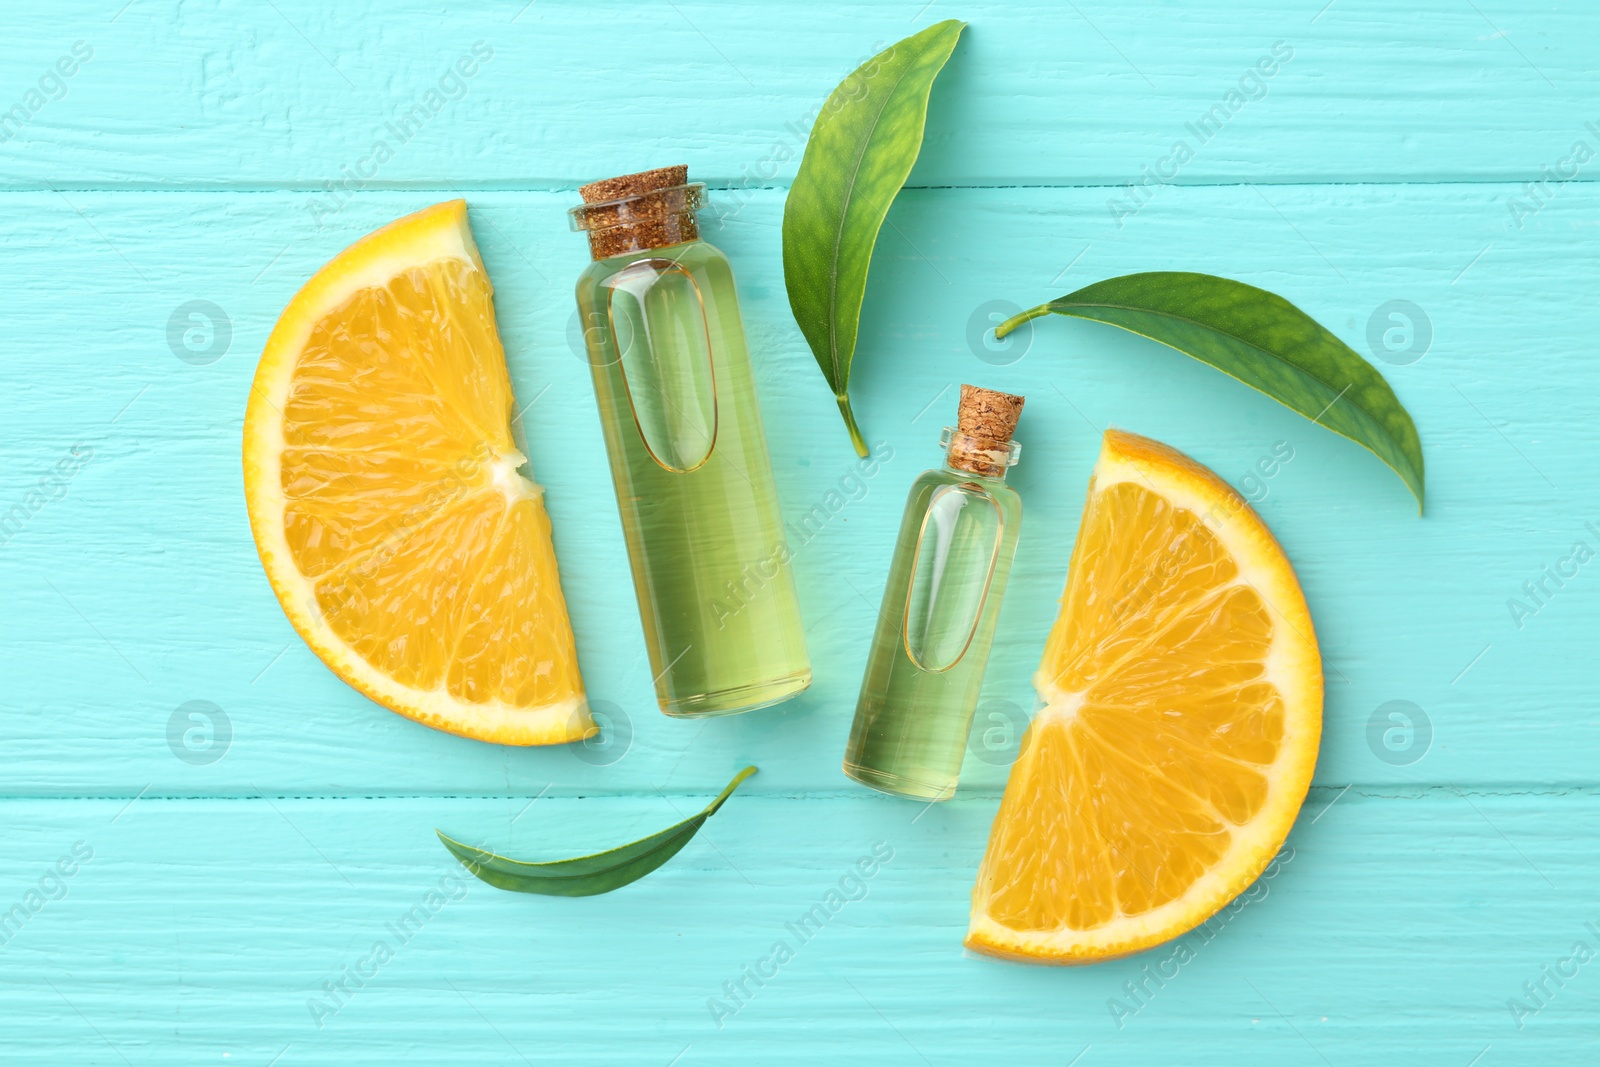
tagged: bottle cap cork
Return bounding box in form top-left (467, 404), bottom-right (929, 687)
top-left (579, 165), bottom-right (689, 205)
top-left (947, 384), bottom-right (1024, 476)
top-left (571, 165), bottom-right (702, 260)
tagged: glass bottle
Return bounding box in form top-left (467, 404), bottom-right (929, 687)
top-left (843, 386), bottom-right (1025, 800)
top-left (570, 166), bottom-right (810, 717)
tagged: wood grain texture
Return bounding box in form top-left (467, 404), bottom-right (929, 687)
top-left (1, 793), bottom-right (1595, 1064)
top-left (1, 1), bottom-right (1596, 187)
top-left (0, 187), bottom-right (1594, 794)
top-left (2, 1), bottom-right (1598, 1062)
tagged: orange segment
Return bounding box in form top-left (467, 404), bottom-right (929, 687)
top-left (243, 201), bottom-right (592, 745)
top-left (966, 429), bottom-right (1321, 962)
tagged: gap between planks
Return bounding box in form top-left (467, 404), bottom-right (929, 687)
top-left (0, 785), bottom-right (1596, 803)
top-left (0, 177), bottom-right (1593, 196)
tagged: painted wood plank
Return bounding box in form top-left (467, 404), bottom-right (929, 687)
top-left (0, 791), bottom-right (1592, 1064)
top-left (2, 2), bottom-right (1597, 1063)
top-left (2, 0), bottom-right (1597, 188)
top-left (0, 185), bottom-right (1594, 794)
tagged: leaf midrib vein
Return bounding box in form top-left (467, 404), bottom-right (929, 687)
top-left (1061, 300), bottom-right (1391, 435)
top-left (825, 57), bottom-right (923, 393)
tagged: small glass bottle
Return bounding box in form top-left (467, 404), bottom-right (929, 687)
top-left (843, 386), bottom-right (1025, 800)
top-left (570, 166), bottom-right (810, 717)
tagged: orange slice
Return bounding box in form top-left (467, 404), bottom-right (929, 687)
top-left (966, 429), bottom-right (1321, 962)
top-left (243, 201), bottom-right (592, 745)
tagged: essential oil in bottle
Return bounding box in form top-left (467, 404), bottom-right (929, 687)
top-left (570, 166), bottom-right (810, 717)
top-left (843, 385), bottom-right (1025, 800)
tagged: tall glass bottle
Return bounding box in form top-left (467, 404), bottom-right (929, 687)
top-left (843, 386), bottom-right (1025, 800)
top-left (570, 166), bottom-right (810, 717)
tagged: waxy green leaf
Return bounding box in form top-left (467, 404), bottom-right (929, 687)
top-left (438, 766), bottom-right (758, 897)
top-left (783, 20), bottom-right (965, 456)
top-left (999, 272), bottom-right (1426, 511)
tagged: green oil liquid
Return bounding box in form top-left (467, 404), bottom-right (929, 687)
top-left (843, 464), bottom-right (1022, 799)
top-left (575, 239), bottom-right (810, 716)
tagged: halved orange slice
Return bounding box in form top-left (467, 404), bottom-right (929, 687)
top-left (966, 429), bottom-right (1321, 962)
top-left (243, 201), bottom-right (592, 745)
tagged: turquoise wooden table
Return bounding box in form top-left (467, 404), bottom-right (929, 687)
top-left (4, 1), bottom-right (1597, 1062)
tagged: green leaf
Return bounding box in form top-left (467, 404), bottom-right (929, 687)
top-left (999, 272), bottom-right (1426, 511)
top-left (782, 20), bottom-right (965, 456)
top-left (437, 766), bottom-right (758, 897)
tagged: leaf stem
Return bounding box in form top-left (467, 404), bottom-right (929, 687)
top-left (994, 303), bottom-right (1052, 340)
top-left (837, 396), bottom-right (869, 457)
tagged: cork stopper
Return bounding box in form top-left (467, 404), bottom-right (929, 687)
top-left (571, 165), bottom-right (703, 260)
top-left (579, 165), bottom-right (688, 204)
top-left (946, 384), bottom-right (1024, 476)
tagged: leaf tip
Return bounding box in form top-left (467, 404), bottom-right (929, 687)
top-left (706, 765), bottom-right (760, 816)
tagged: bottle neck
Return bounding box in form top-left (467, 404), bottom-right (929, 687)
top-left (940, 426), bottom-right (1020, 480)
top-left (943, 456), bottom-right (1010, 482)
top-left (586, 211), bottom-right (700, 260)
top-left (570, 183), bottom-right (707, 261)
